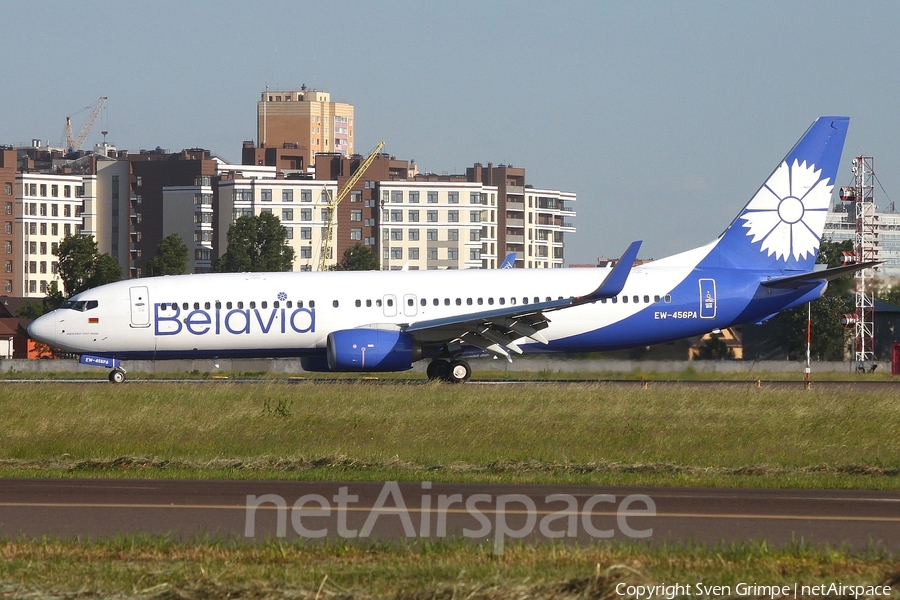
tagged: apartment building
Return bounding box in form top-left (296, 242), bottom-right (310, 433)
top-left (255, 87), bottom-right (354, 170)
top-left (825, 203), bottom-right (900, 277)
top-left (127, 148), bottom-right (218, 277)
top-left (313, 153), bottom-right (412, 261)
top-left (217, 173), bottom-right (338, 271)
top-left (0, 149), bottom-right (16, 295)
top-left (376, 181), bottom-right (496, 270)
top-left (467, 163), bottom-right (575, 269)
top-left (16, 173), bottom-right (84, 296)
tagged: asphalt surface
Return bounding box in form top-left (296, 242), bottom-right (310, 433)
top-left (1, 479), bottom-right (899, 550)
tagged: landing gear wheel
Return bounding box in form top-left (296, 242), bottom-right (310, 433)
top-left (108, 368), bottom-right (126, 384)
top-left (447, 360), bottom-right (471, 384)
top-left (427, 359), bottom-right (450, 381)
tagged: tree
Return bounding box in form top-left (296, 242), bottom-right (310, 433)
top-left (696, 334), bottom-right (734, 360)
top-left (214, 213), bottom-right (295, 273)
top-left (147, 233), bottom-right (188, 276)
top-left (333, 242), bottom-right (379, 271)
top-left (765, 238), bottom-right (853, 360)
top-left (55, 234), bottom-right (122, 297)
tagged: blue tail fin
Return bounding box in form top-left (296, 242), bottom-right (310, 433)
top-left (709, 116), bottom-right (849, 272)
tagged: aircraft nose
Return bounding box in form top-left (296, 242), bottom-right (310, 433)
top-left (27, 313), bottom-right (56, 345)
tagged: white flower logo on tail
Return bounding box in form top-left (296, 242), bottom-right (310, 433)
top-left (740, 159), bottom-right (832, 262)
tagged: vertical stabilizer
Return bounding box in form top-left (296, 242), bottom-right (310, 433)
top-left (707, 116), bottom-right (849, 272)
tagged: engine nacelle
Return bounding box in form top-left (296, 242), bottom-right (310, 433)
top-left (326, 329), bottom-right (420, 372)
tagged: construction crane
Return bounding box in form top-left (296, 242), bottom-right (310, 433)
top-left (63, 96), bottom-right (107, 152)
top-left (317, 141), bottom-right (385, 271)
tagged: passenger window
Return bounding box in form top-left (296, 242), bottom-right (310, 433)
top-left (623, 296), bottom-right (629, 303)
top-left (534, 297), bottom-right (540, 304)
top-left (386, 299), bottom-right (392, 307)
top-left (261, 301), bottom-right (267, 309)
top-left (444, 298), bottom-right (450, 306)
top-left (408, 298), bottom-right (414, 306)
top-left (237, 302), bottom-right (244, 309)
top-left (273, 301), bottom-right (279, 309)
top-left (420, 298), bottom-right (426, 306)
top-left (466, 298), bottom-right (472, 305)
top-left (522, 298), bottom-right (528, 304)
top-left (287, 301), bottom-right (293, 308)
top-left (455, 298), bottom-right (461, 306)
top-left (499, 298), bottom-right (506, 305)
top-left (250, 301), bottom-right (256, 309)
top-left (546, 297), bottom-right (552, 302)
top-left (355, 300), bottom-right (361, 307)
top-left (601, 298), bottom-right (607, 304)
top-left (633, 296), bottom-right (639, 303)
top-left (226, 302), bottom-right (233, 309)
top-left (194, 302), bottom-right (200, 310)
top-left (297, 301), bottom-right (303, 308)
top-left (510, 297), bottom-right (516, 305)
top-left (643, 295), bottom-right (650, 303)
top-left (376, 299), bottom-right (382, 307)
top-left (488, 298), bottom-right (494, 305)
top-left (611, 297), bottom-right (618, 304)
top-left (664, 295), bottom-right (672, 303)
top-left (654, 295), bottom-right (660, 303)
top-left (366, 299), bottom-right (372, 307)
top-left (432, 298), bottom-right (439, 306)
top-left (215, 301), bottom-right (222, 309)
top-left (205, 302), bottom-right (211, 310)
top-left (477, 298), bottom-right (483, 305)
top-left (182, 303), bottom-right (189, 310)
top-left (333, 300), bottom-right (339, 308)
top-left (310, 301), bottom-right (316, 308)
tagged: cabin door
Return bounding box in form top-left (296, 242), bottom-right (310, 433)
top-left (129, 286), bottom-right (151, 328)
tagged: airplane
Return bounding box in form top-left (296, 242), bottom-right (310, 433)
top-left (28, 116), bottom-right (875, 383)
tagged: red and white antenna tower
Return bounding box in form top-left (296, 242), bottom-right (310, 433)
top-left (840, 156), bottom-right (877, 367)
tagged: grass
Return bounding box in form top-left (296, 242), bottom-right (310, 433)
top-left (1, 381), bottom-right (900, 488)
top-left (0, 536), bottom-right (898, 599)
top-left (3, 380), bottom-right (900, 596)
top-left (3, 363), bottom-right (898, 382)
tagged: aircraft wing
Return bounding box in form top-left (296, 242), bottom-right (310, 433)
top-left (403, 241), bottom-right (641, 360)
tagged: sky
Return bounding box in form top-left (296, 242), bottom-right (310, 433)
top-left (3, 1), bottom-right (900, 265)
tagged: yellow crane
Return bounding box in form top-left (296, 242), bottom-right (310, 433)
top-left (317, 141), bottom-right (385, 271)
top-left (63, 96), bottom-right (107, 152)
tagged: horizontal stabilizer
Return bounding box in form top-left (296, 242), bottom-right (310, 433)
top-left (761, 261), bottom-right (881, 289)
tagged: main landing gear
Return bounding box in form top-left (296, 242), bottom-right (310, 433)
top-left (426, 359), bottom-right (471, 383)
top-left (108, 368), bottom-right (127, 383)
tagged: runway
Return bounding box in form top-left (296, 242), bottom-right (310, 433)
top-left (3, 377), bottom-right (900, 392)
top-left (2, 479), bottom-right (898, 550)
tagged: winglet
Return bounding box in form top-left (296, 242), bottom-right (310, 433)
top-left (499, 253), bottom-right (517, 269)
top-left (576, 241), bottom-right (642, 303)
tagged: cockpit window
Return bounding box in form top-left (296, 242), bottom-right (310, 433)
top-left (61, 299), bottom-right (99, 312)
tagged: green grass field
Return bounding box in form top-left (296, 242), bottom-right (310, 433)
top-left (3, 380), bottom-right (900, 597)
top-left (1, 380), bottom-right (899, 488)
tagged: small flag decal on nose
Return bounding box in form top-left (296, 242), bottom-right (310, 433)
top-left (88, 317), bottom-right (99, 324)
